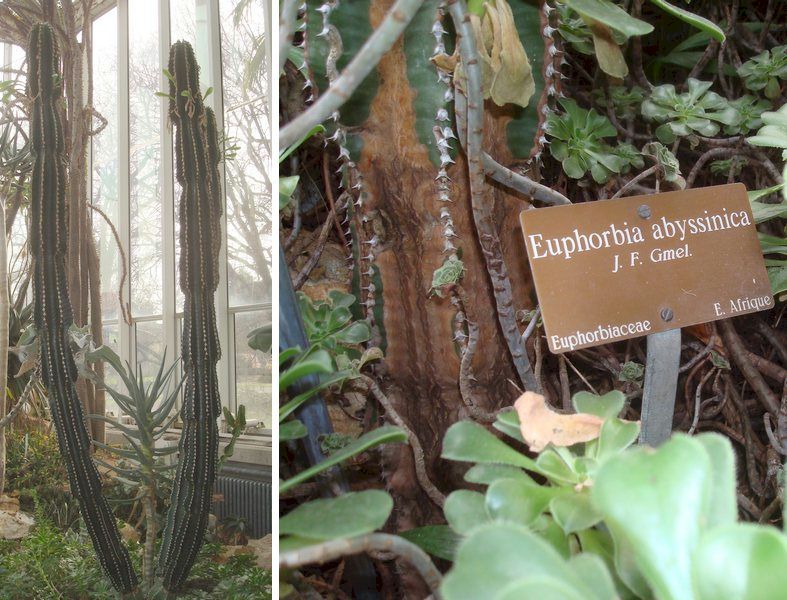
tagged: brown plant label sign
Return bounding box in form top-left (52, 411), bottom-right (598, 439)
top-left (520, 183), bottom-right (773, 354)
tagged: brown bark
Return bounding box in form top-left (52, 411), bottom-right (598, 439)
top-left (355, 0), bottom-right (536, 542)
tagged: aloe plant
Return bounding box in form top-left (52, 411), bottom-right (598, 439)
top-left (87, 349), bottom-right (182, 593)
top-left (157, 40), bottom-right (224, 591)
top-left (27, 22), bottom-right (137, 594)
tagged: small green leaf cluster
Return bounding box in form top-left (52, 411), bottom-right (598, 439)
top-left (738, 45), bottom-right (787, 99)
top-left (547, 99), bottom-right (643, 183)
top-left (592, 85), bottom-right (646, 117)
top-left (438, 391), bottom-right (787, 600)
top-left (298, 291), bottom-right (372, 355)
top-left (431, 255), bottom-right (465, 298)
top-left (617, 360), bottom-right (644, 384)
top-left (641, 78), bottom-right (739, 143)
top-left (726, 95), bottom-right (771, 135)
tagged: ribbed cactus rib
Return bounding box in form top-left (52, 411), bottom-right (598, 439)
top-left (157, 40), bottom-right (223, 591)
top-left (27, 23), bottom-right (138, 594)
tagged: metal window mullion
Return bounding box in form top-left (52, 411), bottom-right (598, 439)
top-left (203, 0), bottom-right (232, 414)
top-left (159, 0), bottom-right (178, 381)
top-left (117, 0), bottom-right (133, 370)
top-left (2, 43), bottom-right (11, 80)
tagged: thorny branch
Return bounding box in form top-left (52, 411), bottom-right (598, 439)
top-left (449, 0), bottom-right (539, 392)
top-left (279, 0), bottom-right (426, 148)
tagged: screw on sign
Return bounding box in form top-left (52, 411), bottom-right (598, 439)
top-left (520, 184), bottom-right (773, 446)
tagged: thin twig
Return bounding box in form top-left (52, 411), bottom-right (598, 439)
top-left (454, 285), bottom-right (498, 423)
top-left (359, 375), bottom-right (446, 507)
top-left (88, 203), bottom-right (131, 325)
top-left (292, 199), bottom-right (343, 291)
top-left (611, 165), bottom-right (659, 199)
top-left (280, 0), bottom-right (425, 148)
top-left (719, 319), bottom-right (780, 415)
top-left (756, 320), bottom-right (787, 366)
top-left (280, 533), bottom-right (443, 598)
top-left (0, 368), bottom-right (39, 431)
top-left (688, 368), bottom-right (715, 435)
top-left (322, 152), bottom-right (348, 246)
top-left (520, 306), bottom-right (541, 345)
top-left (482, 154), bottom-right (570, 206)
top-left (679, 335), bottom-right (716, 374)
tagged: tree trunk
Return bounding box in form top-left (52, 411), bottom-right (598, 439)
top-left (353, 0), bottom-right (537, 536)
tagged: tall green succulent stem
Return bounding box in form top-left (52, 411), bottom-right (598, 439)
top-left (157, 40), bottom-right (223, 591)
top-left (27, 23), bottom-right (138, 593)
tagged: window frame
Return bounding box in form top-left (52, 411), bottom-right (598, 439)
top-left (0, 0), bottom-right (272, 450)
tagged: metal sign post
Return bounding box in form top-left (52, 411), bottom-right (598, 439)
top-left (639, 329), bottom-right (682, 446)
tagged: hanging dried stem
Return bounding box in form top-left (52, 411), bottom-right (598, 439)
top-left (448, 0), bottom-right (538, 392)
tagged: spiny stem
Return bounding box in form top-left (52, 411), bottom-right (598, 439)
top-left (280, 0), bottom-right (425, 148)
top-left (448, 0), bottom-right (539, 392)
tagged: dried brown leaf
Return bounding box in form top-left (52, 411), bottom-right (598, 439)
top-left (514, 391), bottom-right (604, 452)
top-left (587, 19), bottom-right (628, 79)
top-left (467, 0), bottom-right (535, 107)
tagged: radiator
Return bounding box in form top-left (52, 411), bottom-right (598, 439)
top-left (213, 463), bottom-right (273, 537)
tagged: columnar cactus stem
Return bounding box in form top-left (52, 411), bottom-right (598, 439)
top-left (27, 23), bottom-right (138, 594)
top-left (157, 40), bottom-right (223, 591)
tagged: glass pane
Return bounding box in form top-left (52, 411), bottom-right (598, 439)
top-left (234, 310), bottom-right (272, 431)
top-left (130, 0), bottom-right (163, 317)
top-left (92, 9), bottom-right (120, 322)
top-left (102, 324), bottom-right (122, 417)
top-left (171, 0), bottom-right (197, 314)
top-left (136, 320), bottom-right (165, 382)
top-left (171, 0), bottom-right (197, 45)
top-left (5, 44), bottom-right (29, 303)
top-left (221, 0), bottom-right (272, 307)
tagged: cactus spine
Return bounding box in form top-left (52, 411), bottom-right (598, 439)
top-left (158, 40), bottom-right (223, 591)
top-left (27, 23), bottom-right (138, 594)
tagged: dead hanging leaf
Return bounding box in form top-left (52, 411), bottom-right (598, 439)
top-left (587, 19), bottom-right (628, 79)
top-left (466, 0), bottom-right (535, 108)
top-left (514, 391), bottom-right (604, 452)
top-left (431, 51), bottom-right (459, 75)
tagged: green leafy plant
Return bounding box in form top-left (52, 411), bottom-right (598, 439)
top-left (547, 99), bottom-right (641, 183)
top-left (738, 45), bottom-right (787, 99)
top-left (641, 141), bottom-right (684, 186)
top-left (641, 79), bottom-right (739, 143)
top-left (278, 340), bottom-right (408, 596)
top-left (0, 520), bottom-right (271, 599)
top-left (709, 156), bottom-right (748, 178)
top-left (726, 95), bottom-right (770, 135)
top-left (438, 391), bottom-right (787, 599)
